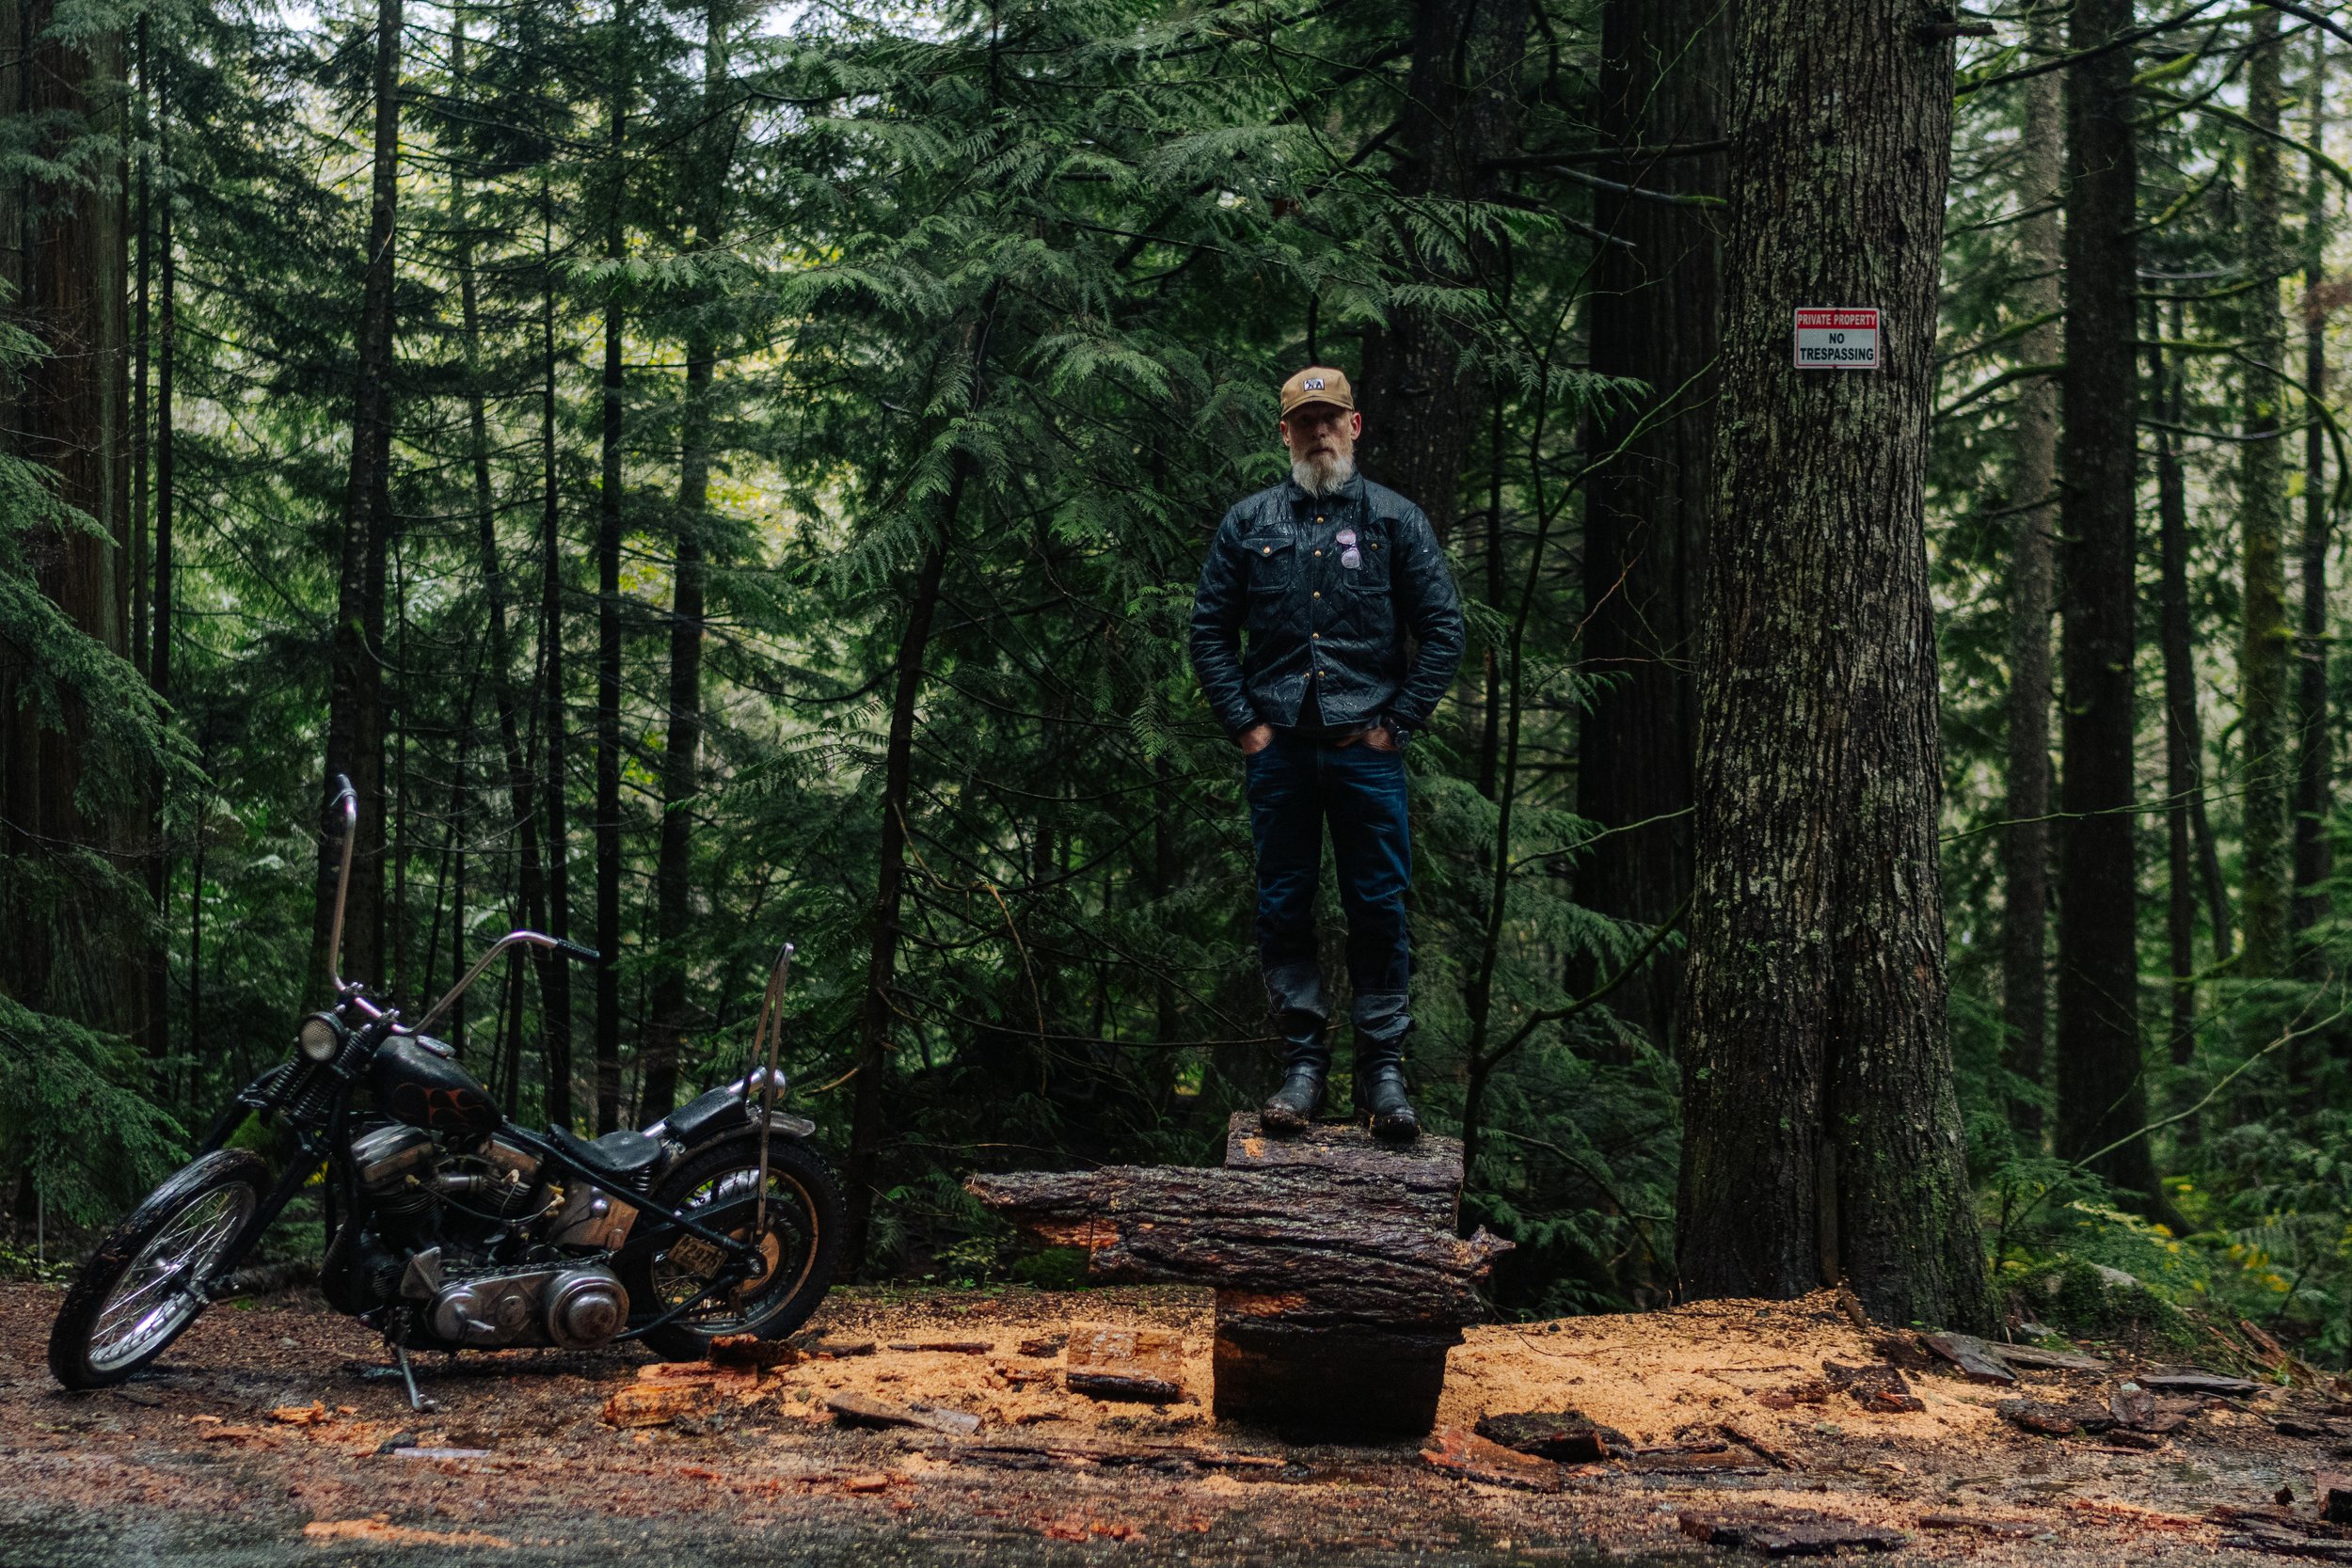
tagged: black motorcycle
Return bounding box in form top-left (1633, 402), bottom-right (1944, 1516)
top-left (48, 775), bottom-right (842, 1408)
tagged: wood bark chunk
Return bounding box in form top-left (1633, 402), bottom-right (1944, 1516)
top-left (1016, 1334), bottom-right (1066, 1358)
top-left (1720, 1422), bottom-right (1800, 1470)
top-left (1822, 1361), bottom-right (1924, 1414)
top-left (2321, 1470), bottom-right (2352, 1525)
top-left (2110, 1381), bottom-right (2187, 1433)
top-left (1678, 1510), bottom-right (1908, 1555)
top-left (966, 1164), bottom-right (1509, 1327)
top-left (1921, 1332), bottom-right (2017, 1385)
top-left (885, 1340), bottom-right (993, 1355)
top-left (1918, 1513), bottom-right (2042, 1539)
top-left (2280, 1419), bottom-right (2352, 1440)
top-left (1474, 1410), bottom-right (1632, 1463)
top-left (825, 1392), bottom-right (981, 1435)
top-left (1063, 1323), bottom-right (1186, 1403)
top-left (707, 1334), bottom-right (799, 1370)
top-left (1998, 1398), bottom-right (2079, 1437)
top-left (602, 1382), bottom-right (717, 1429)
top-left (1420, 1427), bottom-right (1565, 1492)
top-left (1994, 1343), bottom-right (2110, 1372)
top-left (2142, 1368), bottom-right (2261, 1396)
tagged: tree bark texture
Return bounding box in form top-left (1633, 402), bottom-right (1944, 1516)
top-left (2151, 314), bottom-right (2203, 1085)
top-left (539, 237), bottom-right (575, 1130)
top-left (1355, 0), bottom-right (1527, 545)
top-left (317, 0), bottom-right (401, 994)
top-left (2000, 34), bottom-right (2061, 1142)
top-left (2054, 0), bottom-right (2159, 1201)
top-left (968, 1164), bottom-right (1507, 1332)
top-left (0, 0), bottom-right (135, 1030)
top-left (2236, 7), bottom-right (2292, 983)
top-left (2294, 36), bottom-right (2333, 964)
top-left (1673, 0), bottom-right (1991, 1331)
top-left (1575, 0), bottom-right (1726, 1053)
top-left (644, 0), bottom-right (735, 1123)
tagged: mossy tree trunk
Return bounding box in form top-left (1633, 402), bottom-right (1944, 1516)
top-left (1674, 0), bottom-right (1991, 1331)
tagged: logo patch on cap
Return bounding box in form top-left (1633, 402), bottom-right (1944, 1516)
top-left (1304, 377), bottom-right (1325, 390)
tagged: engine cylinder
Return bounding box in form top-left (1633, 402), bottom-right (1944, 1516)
top-left (351, 1125), bottom-right (437, 1220)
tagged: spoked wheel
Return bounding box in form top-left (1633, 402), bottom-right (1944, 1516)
top-left (622, 1136), bottom-right (844, 1361)
top-left (49, 1150), bottom-right (268, 1388)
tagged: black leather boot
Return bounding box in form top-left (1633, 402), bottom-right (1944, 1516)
top-left (1259, 962), bottom-right (1329, 1135)
top-left (1350, 990), bottom-right (1419, 1143)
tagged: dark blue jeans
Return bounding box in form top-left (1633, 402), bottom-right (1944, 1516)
top-left (1243, 731), bottom-right (1413, 999)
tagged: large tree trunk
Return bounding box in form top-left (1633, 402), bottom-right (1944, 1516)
top-left (1354, 0), bottom-right (1527, 545)
top-left (593, 77), bottom-right (627, 1134)
top-left (2293, 36), bottom-right (2333, 971)
top-left (1673, 0), bottom-right (1989, 1331)
top-left (2053, 0), bottom-right (2159, 1202)
top-left (1574, 0), bottom-right (1726, 1053)
top-left (539, 200), bottom-right (576, 1130)
top-left (844, 303), bottom-right (1000, 1271)
top-left (644, 0), bottom-right (736, 1122)
top-left (316, 0), bottom-right (401, 994)
top-left (0, 0), bottom-right (135, 1030)
top-left (2151, 306), bottom-right (2204, 1101)
top-left (452, 18), bottom-right (558, 1118)
top-left (2236, 7), bottom-right (2292, 985)
top-left (2000, 32), bottom-right (2061, 1143)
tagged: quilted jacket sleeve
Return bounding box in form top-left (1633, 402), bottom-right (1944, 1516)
top-left (1387, 501), bottom-right (1466, 730)
top-left (1188, 508), bottom-right (1259, 737)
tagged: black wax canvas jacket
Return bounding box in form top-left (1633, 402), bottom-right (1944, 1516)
top-left (1188, 474), bottom-right (1466, 738)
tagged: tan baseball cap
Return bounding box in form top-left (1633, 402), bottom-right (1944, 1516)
top-left (1279, 365), bottom-right (1355, 418)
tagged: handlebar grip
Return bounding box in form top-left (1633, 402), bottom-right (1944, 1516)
top-left (553, 939), bottom-right (602, 965)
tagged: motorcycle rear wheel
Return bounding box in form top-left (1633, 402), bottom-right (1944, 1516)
top-left (622, 1135), bottom-right (843, 1362)
top-left (49, 1149), bottom-right (269, 1388)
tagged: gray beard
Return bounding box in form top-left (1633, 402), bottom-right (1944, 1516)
top-left (1291, 451), bottom-right (1357, 497)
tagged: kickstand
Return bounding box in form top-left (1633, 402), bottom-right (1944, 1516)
top-left (392, 1343), bottom-right (437, 1414)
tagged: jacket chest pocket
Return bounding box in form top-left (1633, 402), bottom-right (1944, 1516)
top-left (1340, 528), bottom-right (1391, 594)
top-left (1243, 534), bottom-right (1296, 594)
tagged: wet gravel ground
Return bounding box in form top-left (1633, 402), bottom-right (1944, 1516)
top-left (0, 1282), bottom-right (2336, 1567)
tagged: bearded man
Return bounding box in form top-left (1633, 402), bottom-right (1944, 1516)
top-left (1188, 367), bottom-right (1466, 1142)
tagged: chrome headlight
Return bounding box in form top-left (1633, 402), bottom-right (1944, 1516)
top-left (296, 1013), bottom-right (346, 1064)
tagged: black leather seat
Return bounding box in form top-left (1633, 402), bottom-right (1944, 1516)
top-left (548, 1125), bottom-right (664, 1187)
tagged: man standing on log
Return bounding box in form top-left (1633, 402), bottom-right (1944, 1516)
top-left (1189, 366), bottom-right (1466, 1143)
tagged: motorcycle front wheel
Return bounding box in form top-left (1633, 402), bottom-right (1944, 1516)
top-left (622, 1135), bottom-right (844, 1362)
top-left (48, 1149), bottom-right (269, 1389)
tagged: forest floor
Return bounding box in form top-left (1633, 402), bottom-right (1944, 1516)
top-left (0, 1279), bottom-right (2345, 1567)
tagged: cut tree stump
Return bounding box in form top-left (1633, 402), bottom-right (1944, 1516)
top-left (967, 1113), bottom-right (1510, 1438)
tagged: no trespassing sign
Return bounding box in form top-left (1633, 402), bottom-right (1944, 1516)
top-left (1793, 308), bottom-right (1881, 371)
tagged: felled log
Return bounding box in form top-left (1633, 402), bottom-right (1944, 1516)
top-left (966, 1114), bottom-right (1508, 1438)
top-left (965, 1163), bottom-right (1507, 1328)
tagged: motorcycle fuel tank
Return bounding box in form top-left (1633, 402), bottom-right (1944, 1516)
top-left (371, 1037), bottom-right (503, 1137)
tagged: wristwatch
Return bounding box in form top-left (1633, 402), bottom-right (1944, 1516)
top-left (1377, 716), bottom-right (1410, 748)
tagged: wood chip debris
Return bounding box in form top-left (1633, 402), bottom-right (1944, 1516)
top-left (825, 1391), bottom-right (982, 1435)
top-left (602, 1382), bottom-right (718, 1430)
top-left (885, 1339), bottom-right (994, 1354)
top-left (1473, 1409), bottom-right (1632, 1463)
top-left (707, 1333), bottom-right (800, 1370)
top-left (1917, 1513), bottom-right (2042, 1539)
top-left (1420, 1426), bottom-right (1565, 1492)
top-left (1678, 1509), bottom-right (1907, 1556)
top-left (1063, 1323), bottom-right (1186, 1404)
top-left (1822, 1361), bottom-right (1924, 1415)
